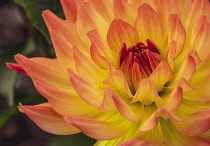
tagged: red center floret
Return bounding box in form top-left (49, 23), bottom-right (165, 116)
top-left (119, 39), bottom-right (162, 91)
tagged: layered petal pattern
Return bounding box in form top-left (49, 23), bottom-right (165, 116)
top-left (8, 0), bottom-right (210, 145)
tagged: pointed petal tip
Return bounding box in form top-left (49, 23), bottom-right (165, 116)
top-left (18, 103), bottom-right (24, 113)
top-left (140, 109), bottom-right (182, 132)
top-left (65, 116), bottom-right (131, 140)
top-left (6, 62), bottom-right (27, 75)
top-left (42, 9), bottom-right (51, 17)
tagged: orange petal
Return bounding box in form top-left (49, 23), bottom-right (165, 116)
top-left (135, 3), bottom-right (164, 47)
top-left (188, 50), bottom-right (201, 66)
top-left (112, 91), bottom-right (142, 122)
top-left (18, 103), bottom-right (80, 135)
top-left (107, 19), bottom-right (139, 53)
top-left (176, 78), bottom-right (198, 93)
top-left (167, 40), bottom-right (177, 68)
top-left (168, 14), bottom-right (186, 57)
top-left (173, 109), bottom-right (210, 136)
top-left (98, 88), bottom-right (116, 111)
top-left (140, 109), bottom-right (182, 131)
top-left (66, 115), bottom-right (131, 140)
top-left (50, 30), bottom-right (76, 73)
top-left (99, 55), bottom-right (117, 72)
top-left (73, 46), bottom-right (107, 86)
top-left (76, 0), bottom-right (109, 51)
top-left (68, 69), bottom-right (103, 108)
top-left (42, 10), bottom-right (83, 49)
top-left (175, 0), bottom-right (193, 22)
top-left (184, 73), bottom-right (210, 102)
top-left (99, 88), bottom-right (143, 122)
top-left (149, 61), bottom-right (174, 92)
top-left (132, 78), bottom-right (163, 105)
top-left (131, 62), bottom-right (146, 90)
top-left (127, 0), bottom-right (157, 10)
top-left (156, 0), bottom-right (180, 31)
top-left (113, 0), bottom-right (138, 25)
top-left (187, 137), bottom-right (210, 146)
top-left (171, 54), bottom-right (196, 86)
top-left (15, 54), bottom-right (69, 87)
top-left (89, 0), bottom-right (114, 22)
top-left (6, 63), bottom-right (27, 75)
top-left (119, 136), bottom-right (154, 146)
top-left (60, 0), bottom-right (77, 22)
top-left (87, 30), bottom-right (117, 69)
top-left (186, 0), bottom-right (210, 34)
top-left (190, 15), bottom-right (210, 67)
top-left (164, 86), bottom-right (183, 112)
top-left (103, 70), bottom-right (133, 98)
top-left (35, 81), bottom-right (99, 117)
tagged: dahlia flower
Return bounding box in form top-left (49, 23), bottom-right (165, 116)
top-left (7, 0), bottom-right (210, 145)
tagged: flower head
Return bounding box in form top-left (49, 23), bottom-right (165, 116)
top-left (7, 0), bottom-right (210, 145)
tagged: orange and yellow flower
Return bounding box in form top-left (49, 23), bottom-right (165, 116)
top-left (7, 0), bottom-right (210, 145)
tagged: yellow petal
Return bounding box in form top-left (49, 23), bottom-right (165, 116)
top-left (186, 0), bottom-right (210, 34)
top-left (89, 0), bottom-right (114, 22)
top-left (128, 0), bottom-right (157, 10)
top-left (99, 88), bottom-right (143, 122)
top-left (107, 19), bottom-right (139, 53)
top-left (156, 0), bottom-right (180, 31)
top-left (176, 78), bottom-right (198, 93)
top-left (149, 61), bottom-right (174, 92)
top-left (18, 103), bottom-right (80, 135)
top-left (175, 0), bottom-right (192, 22)
top-left (170, 54), bottom-right (196, 86)
top-left (190, 15), bottom-right (210, 67)
top-left (42, 10), bottom-right (83, 49)
top-left (135, 3), bottom-right (164, 47)
top-left (50, 30), bottom-right (76, 73)
top-left (103, 70), bottom-right (133, 98)
top-left (68, 69), bottom-right (103, 108)
top-left (87, 30), bottom-right (117, 69)
top-left (164, 86), bottom-right (183, 112)
top-left (66, 115), bottom-right (131, 140)
top-left (184, 73), bottom-right (210, 102)
top-left (73, 46), bottom-right (107, 87)
top-left (76, 0), bottom-right (109, 51)
top-left (119, 136), bottom-right (157, 146)
top-left (140, 109), bottom-right (182, 131)
top-left (98, 88), bottom-right (116, 111)
top-left (168, 14), bottom-right (186, 57)
top-left (173, 109), bottom-right (210, 136)
top-left (113, 0), bottom-right (138, 25)
top-left (112, 91), bottom-right (142, 122)
top-left (132, 78), bottom-right (163, 105)
top-left (167, 40), bottom-right (177, 68)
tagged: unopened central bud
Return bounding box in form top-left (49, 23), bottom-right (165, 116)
top-left (119, 39), bottom-right (162, 91)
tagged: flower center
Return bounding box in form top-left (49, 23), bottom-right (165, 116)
top-left (119, 39), bottom-right (162, 92)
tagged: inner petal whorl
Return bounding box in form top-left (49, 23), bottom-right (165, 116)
top-left (119, 39), bottom-right (162, 91)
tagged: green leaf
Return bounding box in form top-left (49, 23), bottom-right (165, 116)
top-left (15, 0), bottom-right (63, 43)
top-left (0, 46), bottom-right (23, 106)
top-left (0, 64), bottom-right (17, 106)
top-left (49, 133), bottom-right (96, 146)
top-left (0, 106), bottom-right (17, 129)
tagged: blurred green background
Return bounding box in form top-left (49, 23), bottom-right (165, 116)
top-left (0, 0), bottom-right (96, 145)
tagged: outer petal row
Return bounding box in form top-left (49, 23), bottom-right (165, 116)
top-left (14, 54), bottom-right (70, 87)
top-left (66, 114), bottom-right (131, 140)
top-left (18, 103), bottom-right (80, 135)
top-left (35, 81), bottom-right (100, 117)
